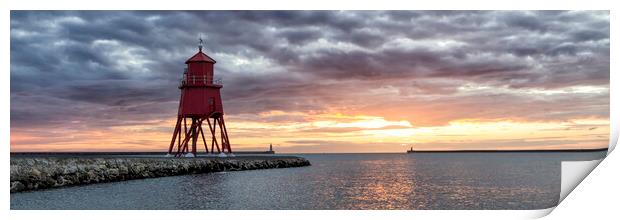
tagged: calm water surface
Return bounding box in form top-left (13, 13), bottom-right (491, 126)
top-left (10, 152), bottom-right (606, 210)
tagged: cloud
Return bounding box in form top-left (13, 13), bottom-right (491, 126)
top-left (10, 11), bottom-right (609, 151)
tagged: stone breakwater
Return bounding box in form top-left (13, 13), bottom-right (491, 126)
top-left (10, 156), bottom-right (310, 193)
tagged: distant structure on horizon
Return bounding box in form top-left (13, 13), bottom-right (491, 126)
top-left (167, 38), bottom-right (232, 157)
top-left (406, 145), bottom-right (415, 153)
top-left (234, 144), bottom-right (275, 155)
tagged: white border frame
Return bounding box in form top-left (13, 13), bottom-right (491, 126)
top-left (2, 1), bottom-right (617, 219)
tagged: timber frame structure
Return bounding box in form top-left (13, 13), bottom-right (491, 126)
top-left (168, 114), bottom-right (231, 157)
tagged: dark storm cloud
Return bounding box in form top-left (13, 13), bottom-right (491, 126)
top-left (10, 11), bottom-right (609, 129)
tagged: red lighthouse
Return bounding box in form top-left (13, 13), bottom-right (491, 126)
top-left (168, 39), bottom-right (232, 157)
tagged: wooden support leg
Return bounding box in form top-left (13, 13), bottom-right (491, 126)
top-left (182, 117), bottom-right (188, 154)
top-left (175, 118), bottom-right (185, 156)
top-left (206, 117), bottom-right (220, 154)
top-left (220, 116), bottom-right (232, 153)
top-left (176, 120), bottom-right (182, 155)
top-left (168, 117), bottom-right (181, 154)
top-left (177, 122), bottom-right (198, 157)
top-left (207, 117), bottom-right (214, 153)
top-left (217, 117), bottom-right (226, 153)
top-left (191, 118), bottom-right (198, 156)
top-left (199, 125), bottom-right (209, 154)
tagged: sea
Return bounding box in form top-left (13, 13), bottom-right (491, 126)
top-left (10, 151), bottom-right (607, 210)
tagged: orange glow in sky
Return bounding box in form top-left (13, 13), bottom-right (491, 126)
top-left (10, 111), bottom-right (609, 153)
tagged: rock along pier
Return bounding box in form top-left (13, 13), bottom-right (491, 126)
top-left (10, 155), bottom-right (310, 193)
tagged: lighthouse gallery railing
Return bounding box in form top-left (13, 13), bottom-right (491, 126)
top-left (179, 75), bottom-right (223, 87)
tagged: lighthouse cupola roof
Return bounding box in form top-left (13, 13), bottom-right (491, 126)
top-left (185, 38), bottom-right (216, 64)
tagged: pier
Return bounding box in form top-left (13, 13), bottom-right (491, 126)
top-left (10, 155), bottom-right (310, 193)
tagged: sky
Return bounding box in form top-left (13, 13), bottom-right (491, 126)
top-left (10, 11), bottom-right (610, 153)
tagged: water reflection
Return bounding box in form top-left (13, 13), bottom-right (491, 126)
top-left (11, 151), bottom-right (606, 210)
